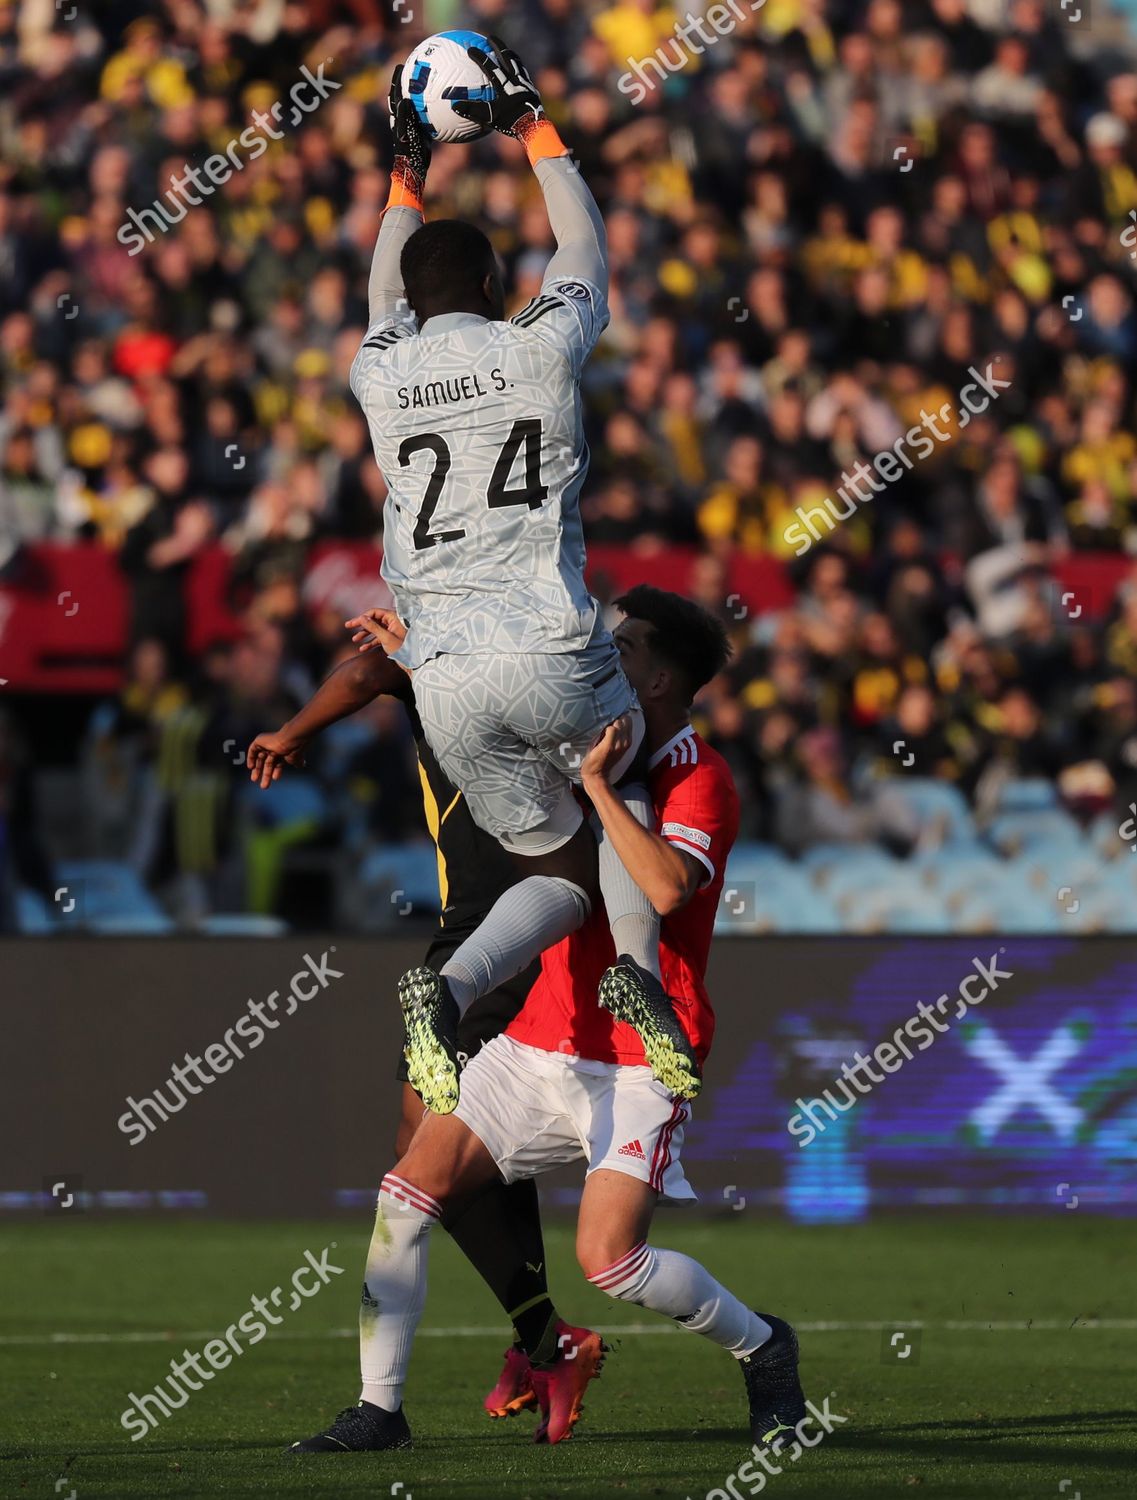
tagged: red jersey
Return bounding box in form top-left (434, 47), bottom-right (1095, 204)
top-left (507, 727), bottom-right (740, 1067)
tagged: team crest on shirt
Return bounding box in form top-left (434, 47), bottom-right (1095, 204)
top-left (556, 281), bottom-right (592, 300)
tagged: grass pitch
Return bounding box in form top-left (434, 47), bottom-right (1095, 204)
top-left (2, 1214), bottom-right (1134, 1498)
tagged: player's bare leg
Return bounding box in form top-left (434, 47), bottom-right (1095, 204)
top-left (391, 1106), bottom-right (501, 1200)
top-left (395, 1081), bottom-right (426, 1158)
top-left (574, 1166), bottom-right (657, 1274)
top-left (577, 1169), bottom-right (807, 1445)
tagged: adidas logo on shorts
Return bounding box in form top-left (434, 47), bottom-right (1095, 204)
top-left (617, 1139), bottom-right (646, 1160)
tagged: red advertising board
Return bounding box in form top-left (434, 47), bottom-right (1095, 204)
top-left (0, 542), bottom-right (1127, 694)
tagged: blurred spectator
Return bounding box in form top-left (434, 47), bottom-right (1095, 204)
top-left (2, 0), bottom-right (1136, 926)
top-left (774, 726), bottom-right (921, 855)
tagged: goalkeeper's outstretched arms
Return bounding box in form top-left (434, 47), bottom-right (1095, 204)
top-left (453, 37), bottom-right (608, 307)
top-left (366, 65), bottom-right (432, 324)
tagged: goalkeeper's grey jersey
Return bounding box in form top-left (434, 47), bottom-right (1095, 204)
top-left (349, 274), bottom-right (609, 671)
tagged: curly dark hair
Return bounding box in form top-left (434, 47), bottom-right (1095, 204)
top-left (614, 585), bottom-right (731, 705)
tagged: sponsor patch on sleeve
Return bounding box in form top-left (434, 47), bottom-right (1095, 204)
top-left (554, 281), bottom-right (593, 300)
top-left (662, 821), bottom-right (712, 851)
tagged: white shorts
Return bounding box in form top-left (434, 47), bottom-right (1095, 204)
top-left (455, 1034), bottom-right (696, 1204)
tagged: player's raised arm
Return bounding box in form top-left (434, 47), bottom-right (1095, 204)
top-left (366, 66), bottom-right (433, 325)
top-left (534, 144), bottom-right (608, 301)
top-left (453, 38), bottom-right (609, 365)
top-left (579, 721), bottom-right (703, 916)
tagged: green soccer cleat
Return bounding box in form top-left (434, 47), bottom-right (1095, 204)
top-left (598, 955), bottom-right (702, 1101)
top-left (399, 966), bottom-right (461, 1115)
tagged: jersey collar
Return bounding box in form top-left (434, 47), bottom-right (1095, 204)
top-left (648, 725), bottom-right (697, 771)
top-left (419, 312), bottom-right (490, 335)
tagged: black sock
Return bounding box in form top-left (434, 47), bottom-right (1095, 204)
top-left (442, 1176), bottom-right (557, 1361)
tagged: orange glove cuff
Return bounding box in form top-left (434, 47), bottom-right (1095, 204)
top-left (386, 162), bottom-right (425, 212)
top-left (522, 117), bottom-right (569, 166)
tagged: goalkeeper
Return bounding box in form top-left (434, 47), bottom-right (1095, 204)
top-left (350, 39), bottom-right (702, 1119)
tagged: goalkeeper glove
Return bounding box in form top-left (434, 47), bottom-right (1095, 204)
top-left (451, 36), bottom-right (568, 165)
top-left (386, 63), bottom-right (431, 210)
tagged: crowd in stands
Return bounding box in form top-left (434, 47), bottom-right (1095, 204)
top-left (2, 0), bottom-right (1137, 927)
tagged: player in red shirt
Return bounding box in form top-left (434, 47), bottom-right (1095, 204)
top-left (291, 587), bottom-right (807, 1456)
top-left (509, 711), bottom-right (735, 1072)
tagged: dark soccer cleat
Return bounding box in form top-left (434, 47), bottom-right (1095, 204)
top-left (598, 955), bottom-right (702, 1101)
top-left (740, 1313), bottom-right (807, 1446)
top-left (287, 1400), bottom-right (412, 1453)
top-left (483, 1343), bottom-right (538, 1418)
top-left (399, 966), bottom-right (461, 1115)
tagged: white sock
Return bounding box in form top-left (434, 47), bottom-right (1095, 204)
top-left (358, 1173), bottom-right (441, 1411)
top-left (597, 787), bottom-right (662, 981)
top-left (588, 1241), bottom-right (772, 1357)
top-left (440, 875), bottom-right (589, 1014)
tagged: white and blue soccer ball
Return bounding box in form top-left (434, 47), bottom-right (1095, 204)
top-left (400, 30), bottom-right (498, 144)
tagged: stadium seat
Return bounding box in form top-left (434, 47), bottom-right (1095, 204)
top-left (54, 859), bottom-right (167, 924)
top-left (715, 883), bottom-right (843, 934)
top-left (1014, 847), bottom-right (1102, 894)
top-left (816, 854), bottom-right (905, 909)
top-left (985, 810), bottom-right (1084, 857)
top-left (775, 892), bottom-right (845, 933)
top-left (1063, 887), bottom-right (1134, 933)
top-left (1088, 808), bottom-right (1136, 862)
top-left (954, 887), bottom-right (1061, 933)
top-left (716, 847), bottom-right (815, 932)
top-left (879, 778), bottom-right (973, 842)
top-left (840, 885), bottom-right (953, 933)
top-left (240, 776), bottom-right (329, 828)
top-left (198, 914), bottom-right (290, 937)
top-left (14, 887), bottom-right (54, 934)
top-left (989, 778), bottom-right (1059, 815)
top-left (730, 861), bottom-right (814, 904)
top-left (1098, 859), bottom-right (1137, 906)
top-left (916, 848), bottom-right (1005, 897)
top-left (723, 842), bottom-right (792, 878)
top-left (87, 912), bottom-right (177, 935)
top-left (800, 843), bottom-right (901, 882)
top-left (358, 842), bottom-right (441, 919)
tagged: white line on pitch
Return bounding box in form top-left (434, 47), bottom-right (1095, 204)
top-left (0, 1318), bottom-right (1133, 1347)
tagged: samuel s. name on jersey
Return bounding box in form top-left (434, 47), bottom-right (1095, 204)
top-left (396, 367), bottom-right (513, 412)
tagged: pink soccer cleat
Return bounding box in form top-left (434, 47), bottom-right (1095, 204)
top-left (483, 1344), bottom-right (538, 1419)
top-left (530, 1320), bottom-right (607, 1444)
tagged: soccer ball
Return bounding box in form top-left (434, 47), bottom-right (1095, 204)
top-left (400, 30), bottom-right (498, 145)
